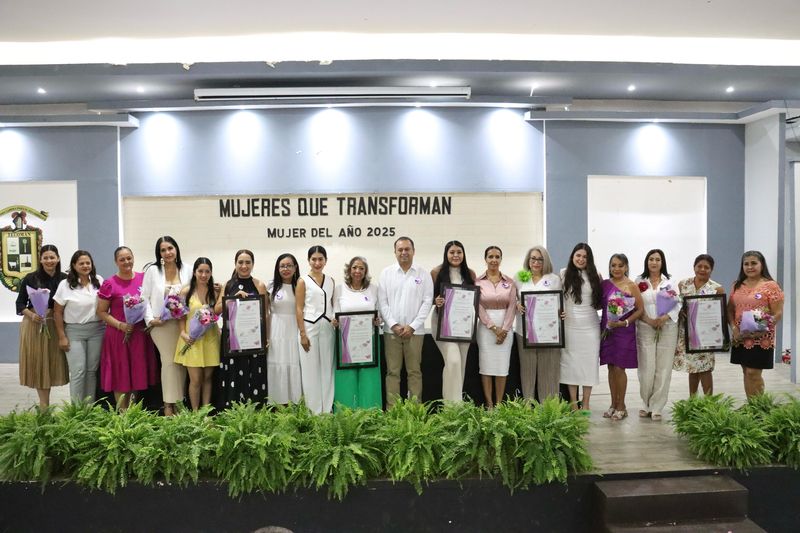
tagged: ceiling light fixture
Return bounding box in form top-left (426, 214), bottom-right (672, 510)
top-left (726, 86), bottom-right (735, 93)
top-left (194, 86), bottom-right (472, 102)
top-left (627, 84), bottom-right (636, 92)
top-left (136, 86), bottom-right (145, 94)
top-left (529, 84), bottom-right (539, 97)
top-left (37, 87), bottom-right (46, 94)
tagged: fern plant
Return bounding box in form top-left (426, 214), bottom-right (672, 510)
top-left (0, 408), bottom-right (55, 482)
top-left (379, 399), bottom-right (438, 494)
top-left (73, 402), bottom-right (159, 493)
top-left (208, 401), bottom-right (296, 497)
top-left (46, 401), bottom-right (108, 477)
top-left (764, 396), bottom-right (800, 468)
top-left (740, 392), bottom-right (779, 421)
top-left (434, 401), bottom-right (490, 480)
top-left (294, 407), bottom-right (385, 500)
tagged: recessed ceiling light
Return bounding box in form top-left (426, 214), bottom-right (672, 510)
top-left (564, 106), bottom-right (569, 111)
top-left (627, 84), bottom-right (636, 92)
top-left (136, 86), bottom-right (145, 94)
top-left (414, 103), bottom-right (421, 108)
top-left (529, 84), bottom-right (539, 97)
top-left (726, 86), bottom-right (735, 93)
top-left (37, 87), bottom-right (46, 94)
top-left (429, 82), bottom-right (438, 88)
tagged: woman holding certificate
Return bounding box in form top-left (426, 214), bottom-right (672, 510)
top-left (514, 246), bottom-right (562, 401)
top-left (599, 254), bottom-right (644, 421)
top-left (674, 254), bottom-right (724, 396)
top-left (216, 249), bottom-right (269, 410)
top-left (296, 245), bottom-right (336, 414)
top-left (142, 236), bottom-right (191, 416)
top-left (333, 256), bottom-right (382, 409)
top-left (560, 243), bottom-right (602, 414)
top-left (476, 246), bottom-right (517, 409)
top-left (634, 249), bottom-right (680, 421)
top-left (432, 241), bottom-right (477, 403)
top-left (267, 253), bottom-right (303, 405)
top-left (727, 251), bottom-right (784, 398)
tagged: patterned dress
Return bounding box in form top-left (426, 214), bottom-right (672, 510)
top-left (673, 277), bottom-right (722, 373)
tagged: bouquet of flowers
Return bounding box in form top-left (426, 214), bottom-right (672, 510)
top-left (179, 305), bottom-right (219, 356)
top-left (26, 286), bottom-right (51, 338)
top-left (602, 290), bottom-right (635, 339)
top-left (739, 308), bottom-right (773, 335)
top-left (159, 293), bottom-right (189, 321)
top-left (122, 289), bottom-right (146, 343)
top-left (654, 287), bottom-right (680, 342)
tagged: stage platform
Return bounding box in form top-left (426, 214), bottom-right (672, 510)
top-left (1, 353), bottom-right (798, 532)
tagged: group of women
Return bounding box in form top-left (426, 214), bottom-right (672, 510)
top-left (15, 237), bottom-right (784, 417)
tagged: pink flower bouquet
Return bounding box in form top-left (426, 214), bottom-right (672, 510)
top-left (26, 286), bottom-right (51, 338)
top-left (159, 293), bottom-right (189, 321)
top-left (740, 308), bottom-right (773, 334)
top-left (602, 290), bottom-right (635, 339)
top-left (179, 305), bottom-right (219, 355)
top-left (122, 290), bottom-right (146, 343)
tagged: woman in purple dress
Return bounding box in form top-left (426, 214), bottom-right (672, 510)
top-left (599, 253), bottom-right (643, 421)
top-left (96, 246), bottom-right (158, 411)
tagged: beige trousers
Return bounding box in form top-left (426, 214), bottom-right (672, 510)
top-left (384, 333), bottom-right (423, 407)
top-left (515, 334), bottom-right (561, 401)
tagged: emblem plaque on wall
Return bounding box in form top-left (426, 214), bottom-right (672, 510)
top-left (0, 206), bottom-right (48, 293)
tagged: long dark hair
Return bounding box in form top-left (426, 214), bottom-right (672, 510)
top-left (563, 242), bottom-right (602, 309)
top-left (147, 235), bottom-right (183, 272)
top-left (434, 240), bottom-right (474, 297)
top-left (225, 249), bottom-right (255, 294)
top-left (307, 245), bottom-right (328, 260)
top-left (271, 253), bottom-right (300, 300)
top-left (34, 244), bottom-right (62, 285)
top-left (733, 250), bottom-right (774, 291)
top-left (639, 248), bottom-right (670, 280)
top-left (66, 250), bottom-right (100, 289)
top-left (186, 257), bottom-right (216, 306)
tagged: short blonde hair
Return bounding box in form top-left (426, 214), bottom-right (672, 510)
top-left (343, 256), bottom-right (371, 288)
top-left (523, 246), bottom-right (553, 275)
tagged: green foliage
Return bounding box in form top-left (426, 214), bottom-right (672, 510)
top-left (379, 400), bottom-right (438, 493)
top-left (0, 408), bottom-right (55, 482)
top-left (740, 392), bottom-right (779, 421)
top-left (74, 402), bottom-right (159, 493)
top-left (133, 405), bottom-right (216, 487)
top-left (764, 396), bottom-right (800, 468)
top-left (294, 407), bottom-right (385, 500)
top-left (208, 402), bottom-right (296, 497)
top-left (671, 394), bottom-right (772, 469)
top-left (47, 401), bottom-right (108, 476)
top-left (434, 401), bottom-right (491, 480)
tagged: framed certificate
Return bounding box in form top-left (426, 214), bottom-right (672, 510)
top-left (521, 290), bottom-right (565, 348)
top-left (223, 295), bottom-right (267, 356)
top-left (684, 294), bottom-right (730, 353)
top-left (336, 311), bottom-right (380, 369)
top-left (436, 283), bottom-right (479, 343)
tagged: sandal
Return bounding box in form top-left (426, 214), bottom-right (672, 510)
top-left (638, 409), bottom-right (651, 418)
top-left (603, 407), bottom-right (616, 418)
top-left (651, 413), bottom-right (663, 422)
top-left (611, 409), bottom-right (628, 421)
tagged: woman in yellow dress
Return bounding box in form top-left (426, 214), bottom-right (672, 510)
top-left (174, 257), bottom-right (221, 411)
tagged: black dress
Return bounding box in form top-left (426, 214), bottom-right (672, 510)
top-left (214, 276), bottom-right (268, 409)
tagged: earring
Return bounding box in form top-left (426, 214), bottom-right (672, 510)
top-left (160, 258), bottom-right (165, 266)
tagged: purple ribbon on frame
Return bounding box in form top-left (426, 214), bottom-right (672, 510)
top-left (687, 300), bottom-right (701, 350)
top-left (340, 316), bottom-right (351, 363)
top-left (526, 294), bottom-right (538, 344)
top-left (227, 300), bottom-right (240, 351)
top-left (441, 287), bottom-right (455, 337)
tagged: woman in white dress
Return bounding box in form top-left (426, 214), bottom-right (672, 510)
top-left (267, 253), bottom-right (303, 405)
top-left (476, 246), bottom-right (517, 409)
top-left (142, 236), bottom-right (191, 416)
top-left (295, 245), bottom-right (336, 414)
top-left (514, 245), bottom-right (562, 401)
top-left (431, 240), bottom-right (477, 403)
top-left (560, 242), bottom-right (603, 413)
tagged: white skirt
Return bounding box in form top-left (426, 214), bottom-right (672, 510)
top-left (267, 311), bottom-right (303, 404)
top-left (477, 309), bottom-right (513, 376)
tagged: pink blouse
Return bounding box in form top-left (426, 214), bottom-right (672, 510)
top-left (476, 273), bottom-right (517, 331)
top-left (729, 280), bottom-right (784, 349)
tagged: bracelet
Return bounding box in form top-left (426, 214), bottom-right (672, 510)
top-left (624, 319), bottom-right (629, 327)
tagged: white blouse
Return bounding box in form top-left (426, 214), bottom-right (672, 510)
top-left (513, 272), bottom-right (562, 334)
top-left (635, 276), bottom-right (681, 323)
top-left (142, 263), bottom-right (192, 325)
top-left (53, 276), bottom-right (104, 324)
top-left (333, 283), bottom-right (379, 314)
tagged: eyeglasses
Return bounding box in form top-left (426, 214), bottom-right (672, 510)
top-left (529, 257), bottom-right (544, 263)
top-left (278, 264), bottom-right (295, 270)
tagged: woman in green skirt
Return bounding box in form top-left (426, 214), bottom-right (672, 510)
top-left (332, 256), bottom-right (383, 409)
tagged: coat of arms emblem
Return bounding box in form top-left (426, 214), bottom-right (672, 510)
top-left (0, 206), bottom-right (48, 292)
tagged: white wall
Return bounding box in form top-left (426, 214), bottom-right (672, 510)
top-left (744, 115), bottom-right (782, 270)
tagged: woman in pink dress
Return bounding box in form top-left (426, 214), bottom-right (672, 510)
top-left (96, 246), bottom-right (158, 410)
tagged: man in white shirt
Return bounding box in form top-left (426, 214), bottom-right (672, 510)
top-left (378, 236), bottom-right (434, 407)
